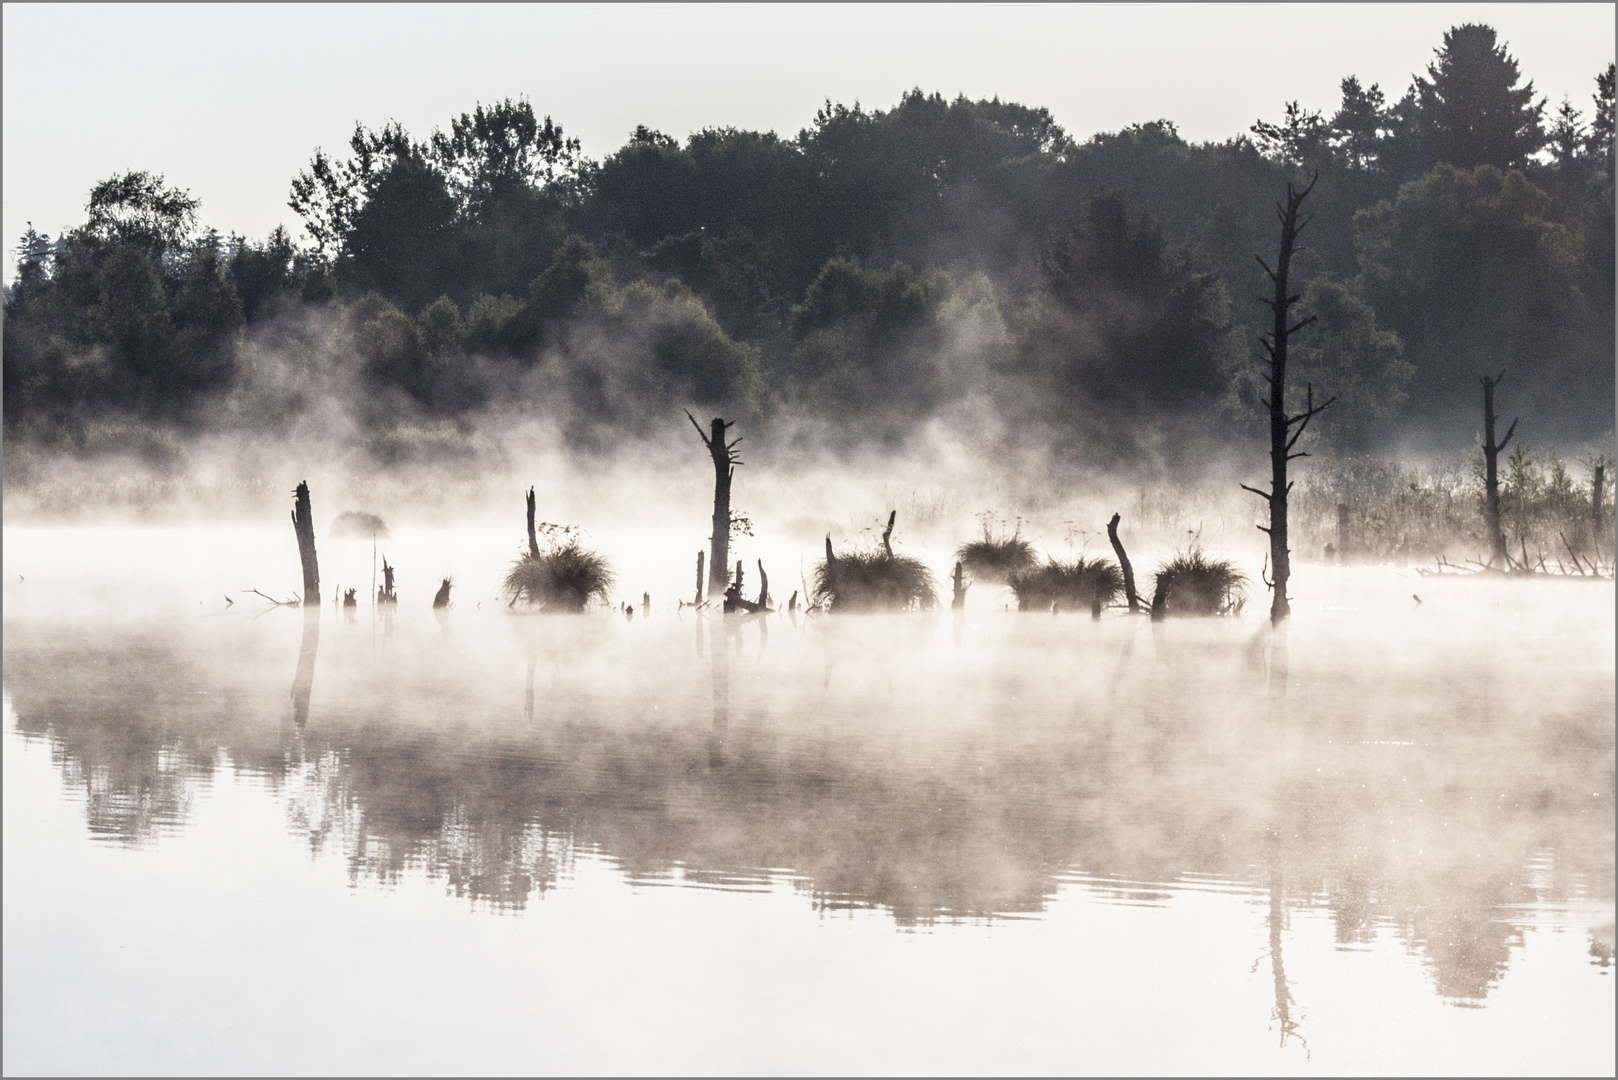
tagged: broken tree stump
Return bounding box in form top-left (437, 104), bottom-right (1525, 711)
top-left (433, 578), bottom-right (452, 609)
top-left (951, 561), bottom-right (966, 610)
top-left (526, 487), bottom-right (540, 559)
top-left (292, 481), bottom-right (320, 607)
top-left (694, 551), bottom-right (706, 606)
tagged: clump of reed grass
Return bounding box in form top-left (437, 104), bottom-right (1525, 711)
top-left (954, 514), bottom-right (1035, 584)
top-left (504, 538), bottom-right (614, 612)
top-left (1008, 556), bottom-right (1124, 614)
top-left (1151, 551), bottom-right (1246, 617)
top-left (812, 549), bottom-right (938, 612)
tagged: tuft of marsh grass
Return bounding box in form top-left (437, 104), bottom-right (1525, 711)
top-left (1151, 551), bottom-right (1246, 617)
top-left (504, 539), bottom-right (615, 612)
top-left (812, 549), bottom-right (938, 612)
top-left (1008, 556), bottom-right (1124, 614)
top-left (955, 536), bottom-right (1036, 584)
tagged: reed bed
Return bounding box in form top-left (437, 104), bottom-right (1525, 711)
top-left (1151, 551), bottom-right (1246, 617)
top-left (504, 540), bottom-right (615, 612)
top-left (812, 550), bottom-right (938, 612)
top-left (1008, 556), bottom-right (1124, 614)
top-left (955, 533), bottom-right (1035, 584)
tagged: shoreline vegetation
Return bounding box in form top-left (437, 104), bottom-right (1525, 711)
top-left (3, 24), bottom-right (1613, 602)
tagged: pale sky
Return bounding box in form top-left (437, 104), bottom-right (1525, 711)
top-left (3, 3), bottom-right (1613, 270)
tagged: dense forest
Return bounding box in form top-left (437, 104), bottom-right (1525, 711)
top-left (5, 24), bottom-right (1614, 469)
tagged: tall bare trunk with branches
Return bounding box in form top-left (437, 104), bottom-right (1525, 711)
top-left (689, 411), bottom-right (742, 597)
top-left (1242, 176), bottom-right (1332, 627)
top-left (1480, 372), bottom-right (1517, 567)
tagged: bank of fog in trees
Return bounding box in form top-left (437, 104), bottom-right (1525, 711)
top-left (4, 25), bottom-right (1613, 495)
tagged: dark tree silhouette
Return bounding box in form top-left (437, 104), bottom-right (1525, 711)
top-left (291, 481), bottom-right (320, 607)
top-left (1479, 371), bottom-right (1518, 567)
top-left (1243, 176), bottom-right (1333, 625)
top-left (688, 411), bottom-right (742, 597)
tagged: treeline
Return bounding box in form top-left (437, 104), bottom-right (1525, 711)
top-left (5, 24), bottom-right (1613, 458)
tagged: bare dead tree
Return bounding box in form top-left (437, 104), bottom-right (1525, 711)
top-left (693, 551), bottom-right (706, 605)
top-left (688, 411), bottom-right (742, 598)
top-left (291, 481), bottom-right (320, 608)
top-left (1106, 513), bottom-right (1140, 613)
top-left (881, 510), bottom-right (896, 557)
top-left (1241, 175), bottom-right (1333, 626)
top-left (1480, 372), bottom-right (1517, 568)
top-left (951, 561), bottom-right (967, 610)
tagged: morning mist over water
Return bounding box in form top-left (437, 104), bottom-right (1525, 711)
top-left (3, 5), bottom-right (1613, 1075)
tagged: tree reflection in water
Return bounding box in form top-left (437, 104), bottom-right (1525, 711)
top-left (3, 602), bottom-right (1611, 1008)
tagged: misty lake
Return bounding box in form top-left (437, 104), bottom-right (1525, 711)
top-left (3, 525), bottom-right (1613, 1076)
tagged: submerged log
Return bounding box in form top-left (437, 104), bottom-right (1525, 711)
top-left (292, 481), bottom-right (320, 607)
top-left (1107, 513), bottom-right (1140, 613)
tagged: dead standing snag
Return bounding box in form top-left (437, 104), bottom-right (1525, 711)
top-left (526, 487), bottom-right (541, 560)
top-left (688, 411), bottom-right (742, 599)
top-left (291, 481), bottom-right (320, 608)
top-left (1241, 175), bottom-right (1333, 626)
top-left (1479, 372), bottom-right (1517, 568)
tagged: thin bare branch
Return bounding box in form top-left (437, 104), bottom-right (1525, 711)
top-left (1498, 418), bottom-right (1518, 452)
top-left (685, 409), bottom-right (713, 448)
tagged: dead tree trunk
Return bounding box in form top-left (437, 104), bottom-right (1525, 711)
top-left (951, 561), bottom-right (966, 610)
top-left (433, 578), bottom-right (452, 609)
top-left (1107, 513), bottom-right (1140, 613)
top-left (756, 560), bottom-right (770, 608)
top-left (526, 487), bottom-right (540, 559)
top-left (688, 411), bottom-right (741, 598)
top-left (823, 535), bottom-right (839, 601)
top-left (1480, 372), bottom-right (1517, 568)
top-left (1592, 463), bottom-right (1605, 557)
top-left (694, 551), bottom-right (705, 605)
top-left (881, 511), bottom-right (896, 557)
top-left (292, 481), bottom-right (320, 608)
top-left (1241, 175), bottom-right (1331, 627)
top-left (1336, 503), bottom-right (1350, 563)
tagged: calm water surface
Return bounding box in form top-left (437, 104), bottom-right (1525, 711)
top-left (3, 527), bottom-right (1613, 1075)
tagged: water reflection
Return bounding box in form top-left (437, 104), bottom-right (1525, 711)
top-left (291, 607), bottom-right (319, 728)
top-left (4, 595), bottom-right (1612, 1009)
